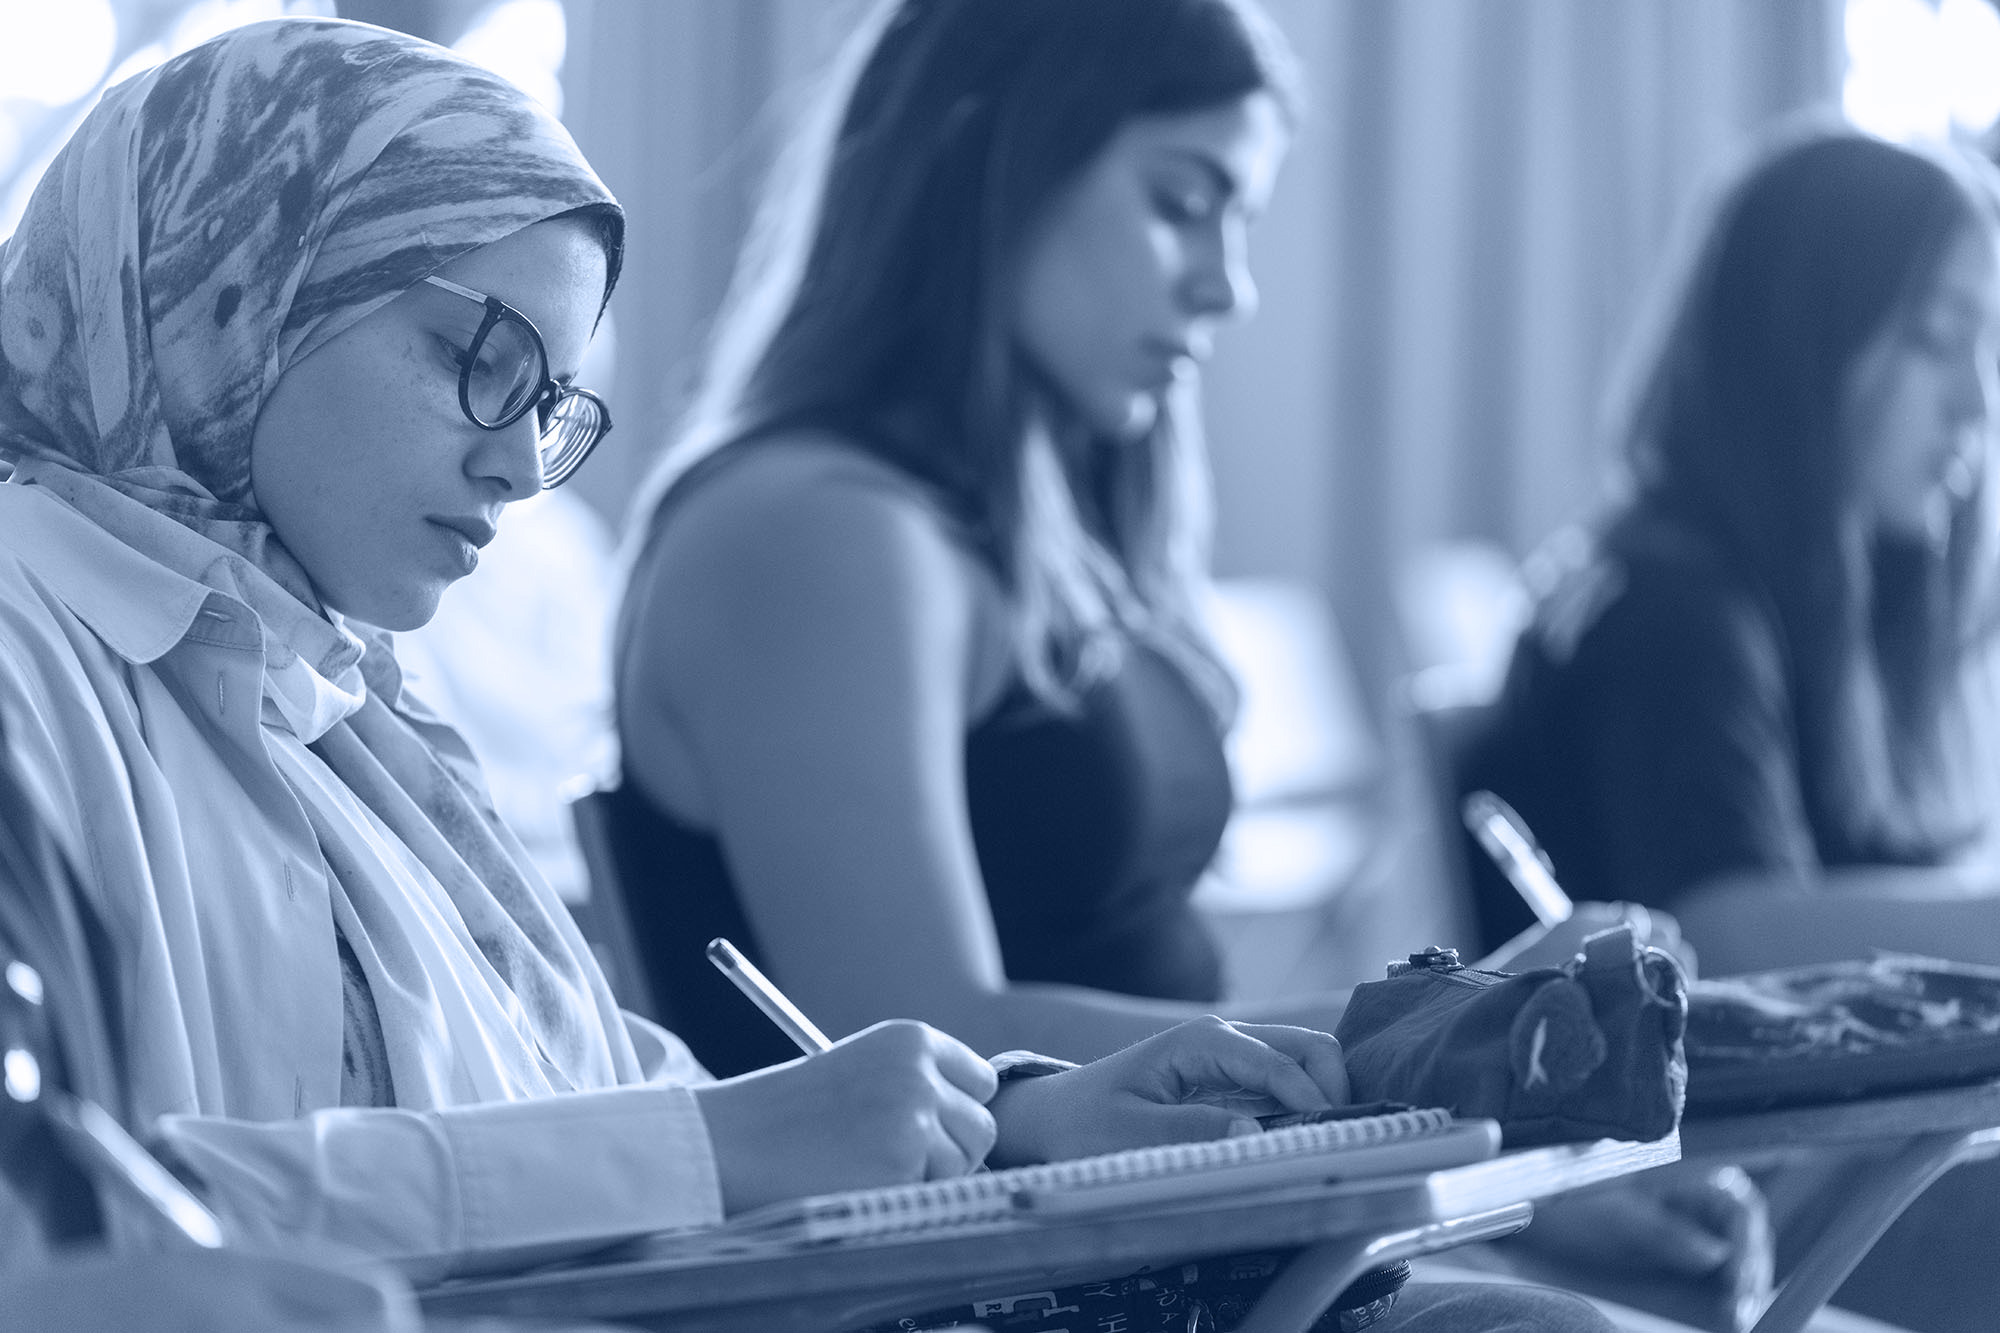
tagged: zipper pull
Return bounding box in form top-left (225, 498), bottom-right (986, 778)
top-left (1387, 945), bottom-right (1464, 977)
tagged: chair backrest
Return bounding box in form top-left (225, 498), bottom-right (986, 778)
top-left (1403, 692), bottom-right (1544, 958)
top-left (568, 782), bottom-right (803, 1076)
top-left (567, 787), bottom-right (664, 1025)
top-left (1392, 540), bottom-right (1557, 959)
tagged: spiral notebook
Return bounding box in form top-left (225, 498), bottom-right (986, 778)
top-left (730, 1106), bottom-right (1500, 1243)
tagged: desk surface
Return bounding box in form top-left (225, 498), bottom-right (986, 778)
top-left (418, 1134), bottom-right (1678, 1333)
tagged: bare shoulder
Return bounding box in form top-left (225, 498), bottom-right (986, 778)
top-left (618, 431), bottom-right (1011, 812)
top-left (629, 431), bottom-right (1005, 636)
top-left (649, 431), bottom-right (973, 566)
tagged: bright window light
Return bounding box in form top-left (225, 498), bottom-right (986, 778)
top-left (455, 0), bottom-right (567, 116)
top-left (1942, 0), bottom-right (2000, 132)
top-left (0, 0), bottom-right (118, 108)
top-left (1846, 0), bottom-right (2000, 142)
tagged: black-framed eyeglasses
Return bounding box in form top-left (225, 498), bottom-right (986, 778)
top-left (422, 274), bottom-right (612, 489)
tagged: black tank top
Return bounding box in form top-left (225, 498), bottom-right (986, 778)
top-left (599, 640), bottom-right (1234, 1076)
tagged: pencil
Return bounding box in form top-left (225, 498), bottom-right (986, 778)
top-left (706, 937), bottom-right (833, 1054)
top-left (1461, 790), bottom-right (1574, 928)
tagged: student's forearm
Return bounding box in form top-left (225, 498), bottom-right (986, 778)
top-left (155, 1085), bottom-right (720, 1275)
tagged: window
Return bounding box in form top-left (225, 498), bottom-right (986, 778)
top-left (1845, 0), bottom-right (2000, 144)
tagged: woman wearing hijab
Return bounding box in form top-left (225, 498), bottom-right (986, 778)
top-left (0, 16), bottom-right (1370, 1273)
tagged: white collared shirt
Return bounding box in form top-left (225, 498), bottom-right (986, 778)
top-left (0, 480), bottom-right (723, 1270)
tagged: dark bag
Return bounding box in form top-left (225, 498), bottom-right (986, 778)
top-left (1332, 927), bottom-right (1688, 1146)
top-left (1684, 954), bottom-right (2000, 1114)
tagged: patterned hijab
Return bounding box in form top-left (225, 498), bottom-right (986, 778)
top-left (0, 18), bottom-right (652, 1106)
top-left (0, 15), bottom-right (620, 569)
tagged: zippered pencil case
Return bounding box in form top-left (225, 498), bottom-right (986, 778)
top-left (1333, 927), bottom-right (1688, 1146)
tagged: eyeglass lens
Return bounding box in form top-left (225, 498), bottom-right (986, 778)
top-left (465, 315), bottom-right (545, 428)
top-left (540, 393), bottom-right (608, 486)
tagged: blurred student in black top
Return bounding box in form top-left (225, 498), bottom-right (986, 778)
top-left (1469, 126), bottom-right (2000, 974)
top-left (606, 0), bottom-right (1386, 1072)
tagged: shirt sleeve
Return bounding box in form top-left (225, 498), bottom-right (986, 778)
top-left (1566, 567), bottom-right (1819, 906)
top-left (154, 1079), bottom-right (722, 1278)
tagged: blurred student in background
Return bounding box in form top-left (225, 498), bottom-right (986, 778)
top-left (1470, 125), bottom-right (2000, 1333)
top-left (1467, 127), bottom-right (2000, 978)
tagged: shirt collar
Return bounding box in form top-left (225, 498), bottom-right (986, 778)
top-left (0, 474), bottom-right (370, 742)
top-left (0, 478), bottom-right (211, 664)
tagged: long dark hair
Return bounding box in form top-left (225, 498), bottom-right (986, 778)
top-left (1620, 127), bottom-right (2000, 862)
top-left (629, 0), bottom-right (1299, 713)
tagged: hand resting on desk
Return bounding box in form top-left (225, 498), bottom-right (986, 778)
top-left (692, 1016), bottom-right (1348, 1216)
top-left (987, 1016), bottom-right (1348, 1167)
